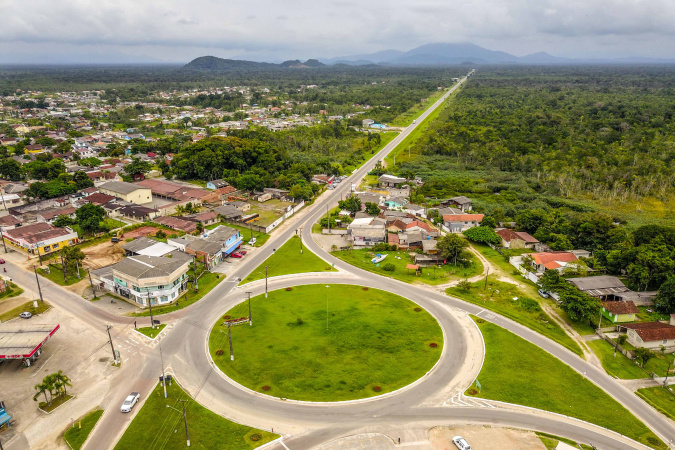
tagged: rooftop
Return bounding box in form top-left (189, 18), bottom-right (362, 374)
top-left (112, 254), bottom-right (190, 280)
top-left (100, 181), bottom-right (147, 195)
top-left (602, 300), bottom-right (639, 315)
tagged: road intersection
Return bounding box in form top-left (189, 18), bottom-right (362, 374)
top-left (5, 74), bottom-right (674, 450)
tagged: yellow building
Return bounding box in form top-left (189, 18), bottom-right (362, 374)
top-left (4, 222), bottom-right (79, 256)
top-left (99, 181), bottom-right (152, 205)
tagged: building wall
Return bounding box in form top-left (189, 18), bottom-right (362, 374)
top-left (627, 329), bottom-right (675, 350)
top-left (99, 187), bottom-right (152, 205)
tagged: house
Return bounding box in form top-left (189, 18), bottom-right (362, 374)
top-left (257, 192), bottom-right (272, 203)
top-left (496, 228), bottom-right (539, 249)
top-left (212, 204), bottom-right (243, 221)
top-left (99, 181), bottom-right (152, 205)
top-left (226, 201), bottom-right (251, 212)
top-left (311, 174), bottom-right (334, 185)
top-left (185, 240), bottom-right (224, 269)
top-left (356, 192), bottom-right (383, 207)
top-left (122, 237), bottom-right (174, 257)
top-left (80, 192), bottom-right (116, 206)
top-left (202, 225), bottom-right (242, 256)
top-left (601, 301), bottom-right (639, 323)
top-left (347, 217), bottom-right (386, 248)
top-left (621, 322), bottom-right (675, 351)
top-left (525, 251), bottom-right (578, 273)
top-left (445, 196), bottom-right (472, 212)
top-left (403, 203), bottom-right (425, 217)
top-left (414, 253), bottom-right (446, 267)
top-left (362, 119), bottom-right (375, 127)
top-left (186, 211), bottom-right (219, 226)
top-left (4, 222), bottom-right (78, 256)
top-left (97, 253), bottom-right (192, 307)
top-left (153, 216), bottom-right (197, 233)
top-left (378, 174), bottom-right (406, 188)
top-left (397, 231), bottom-right (425, 249)
top-left (406, 220), bottom-right (438, 237)
top-left (117, 205), bottom-right (159, 222)
top-left (443, 214), bottom-right (484, 233)
top-left (37, 206), bottom-right (76, 224)
top-left (206, 179), bottom-right (229, 190)
top-left (567, 275), bottom-right (657, 305)
top-left (384, 196), bottom-right (408, 209)
top-left (0, 214), bottom-right (21, 231)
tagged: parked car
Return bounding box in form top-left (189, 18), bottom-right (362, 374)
top-left (120, 392), bottom-right (140, 413)
top-left (248, 237), bottom-right (257, 245)
top-left (537, 289), bottom-right (550, 298)
top-left (452, 436), bottom-right (471, 450)
top-left (111, 237), bottom-right (119, 243)
top-left (0, 258), bottom-right (5, 264)
top-left (239, 250), bottom-right (247, 255)
top-left (19, 311), bottom-right (32, 319)
top-left (231, 253), bottom-right (243, 258)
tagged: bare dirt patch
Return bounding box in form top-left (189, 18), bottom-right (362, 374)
top-left (122, 226), bottom-right (158, 239)
top-left (82, 240), bottom-right (125, 269)
top-left (429, 425), bottom-right (547, 450)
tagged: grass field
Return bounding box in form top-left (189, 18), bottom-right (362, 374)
top-left (136, 323), bottom-right (167, 339)
top-left (129, 272), bottom-right (223, 317)
top-left (467, 319), bottom-right (664, 449)
top-left (114, 380), bottom-right (278, 450)
top-left (63, 409), bottom-right (104, 450)
top-left (240, 236), bottom-right (336, 284)
top-left (447, 280), bottom-right (582, 356)
top-left (587, 339), bottom-right (648, 379)
top-left (636, 386), bottom-right (675, 421)
top-left (0, 300), bottom-right (50, 322)
top-left (38, 264), bottom-right (87, 286)
top-left (209, 285), bottom-right (443, 401)
top-left (332, 248), bottom-right (482, 286)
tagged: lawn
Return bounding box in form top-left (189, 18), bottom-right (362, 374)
top-left (240, 236), bottom-right (336, 285)
top-left (63, 409), bottom-right (104, 450)
top-left (587, 339), bottom-right (648, 379)
top-left (611, 339), bottom-right (675, 377)
top-left (39, 394), bottom-right (73, 413)
top-left (246, 199), bottom-right (294, 227)
top-left (0, 300), bottom-right (50, 322)
top-left (114, 380), bottom-right (278, 450)
top-left (467, 319), bottom-right (664, 449)
top-left (447, 280), bottom-right (582, 356)
top-left (136, 323), bottom-right (167, 339)
top-left (0, 282), bottom-right (24, 300)
top-left (332, 248), bottom-right (482, 286)
top-left (38, 264), bottom-right (87, 286)
top-left (206, 222), bottom-right (270, 247)
top-left (636, 386), bottom-right (675, 421)
top-left (536, 433), bottom-right (593, 450)
top-left (209, 285), bottom-right (443, 401)
top-left (636, 305), bottom-right (670, 323)
top-left (129, 272), bottom-right (224, 317)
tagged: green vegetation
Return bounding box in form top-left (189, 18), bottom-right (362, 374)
top-left (240, 236), bottom-right (335, 284)
top-left (447, 280), bottom-right (582, 356)
top-left (389, 89), bottom-right (444, 127)
top-left (39, 394), bottom-right (73, 413)
top-left (0, 300), bottom-right (50, 322)
top-left (136, 324), bottom-right (167, 339)
top-left (130, 272), bottom-right (224, 317)
top-left (38, 264), bottom-right (87, 286)
top-left (63, 409), bottom-right (104, 450)
top-left (0, 281), bottom-right (24, 300)
top-left (536, 433), bottom-right (593, 450)
top-left (115, 380), bottom-right (277, 450)
top-left (467, 319), bottom-right (664, 449)
top-left (34, 370), bottom-right (73, 412)
top-left (209, 285), bottom-right (442, 401)
top-left (587, 339), bottom-right (647, 379)
top-left (207, 222), bottom-right (269, 247)
top-left (332, 248), bottom-right (482, 285)
top-left (636, 387), bottom-right (675, 421)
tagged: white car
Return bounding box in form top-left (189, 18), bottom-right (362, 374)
top-left (120, 392), bottom-right (140, 413)
top-left (19, 311), bottom-right (32, 319)
top-left (452, 436), bottom-right (471, 450)
top-left (248, 238), bottom-right (257, 246)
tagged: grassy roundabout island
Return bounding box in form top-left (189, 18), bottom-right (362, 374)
top-left (209, 284), bottom-right (443, 402)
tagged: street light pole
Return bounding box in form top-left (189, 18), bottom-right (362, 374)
top-left (227, 322), bottom-right (234, 361)
top-left (180, 400), bottom-right (190, 447)
top-left (246, 291), bottom-right (252, 326)
top-left (33, 265), bottom-right (44, 303)
top-left (106, 325), bottom-right (117, 364)
top-left (264, 266), bottom-right (268, 298)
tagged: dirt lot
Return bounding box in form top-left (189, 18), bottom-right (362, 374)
top-left (81, 240), bottom-right (125, 269)
top-left (429, 426), bottom-right (547, 450)
top-left (121, 226), bottom-right (158, 239)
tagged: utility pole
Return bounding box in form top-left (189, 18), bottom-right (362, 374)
top-left (148, 296), bottom-right (155, 329)
top-left (264, 266), bottom-right (269, 298)
top-left (327, 205), bottom-right (330, 234)
top-left (160, 345), bottom-right (167, 399)
top-left (249, 222), bottom-right (253, 241)
top-left (664, 361), bottom-right (672, 387)
top-left (106, 325), bottom-right (117, 364)
top-left (88, 269), bottom-right (97, 299)
top-left (246, 291), bottom-right (252, 326)
top-left (192, 256), bottom-right (198, 291)
top-left (0, 228), bottom-right (7, 253)
top-left (299, 228), bottom-right (303, 254)
top-left (227, 322), bottom-right (234, 361)
top-left (60, 253), bottom-right (67, 284)
top-left (33, 266), bottom-right (44, 303)
top-left (484, 267), bottom-right (489, 290)
top-left (178, 400), bottom-right (190, 447)
top-left (598, 310), bottom-right (603, 330)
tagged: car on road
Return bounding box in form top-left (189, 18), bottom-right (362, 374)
top-left (120, 392), bottom-right (140, 413)
top-left (0, 258), bottom-right (5, 264)
top-left (537, 289), bottom-right (550, 298)
top-left (248, 238), bottom-right (257, 245)
top-left (452, 436), bottom-right (471, 450)
top-left (19, 311), bottom-right (32, 319)
top-left (231, 253), bottom-right (243, 258)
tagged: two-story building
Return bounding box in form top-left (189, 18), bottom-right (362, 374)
top-left (4, 222), bottom-right (79, 256)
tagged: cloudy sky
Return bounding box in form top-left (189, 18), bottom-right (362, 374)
top-left (1, 0), bottom-right (674, 64)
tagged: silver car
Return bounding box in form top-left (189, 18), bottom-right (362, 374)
top-left (452, 436), bottom-right (471, 450)
top-left (19, 311), bottom-right (32, 319)
top-left (120, 392), bottom-right (140, 413)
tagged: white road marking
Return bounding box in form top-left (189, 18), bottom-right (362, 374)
top-left (280, 439), bottom-right (291, 450)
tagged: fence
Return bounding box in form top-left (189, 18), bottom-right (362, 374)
top-left (596, 329), bottom-right (636, 360)
top-left (264, 200), bottom-right (305, 233)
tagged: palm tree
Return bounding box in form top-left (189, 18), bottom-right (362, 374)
top-left (54, 370), bottom-right (72, 396)
top-left (44, 373), bottom-right (57, 404)
top-left (33, 382), bottom-right (49, 405)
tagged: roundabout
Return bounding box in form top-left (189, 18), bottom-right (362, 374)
top-left (208, 284), bottom-right (444, 402)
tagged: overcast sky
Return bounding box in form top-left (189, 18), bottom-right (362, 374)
top-left (1, 0), bottom-right (674, 64)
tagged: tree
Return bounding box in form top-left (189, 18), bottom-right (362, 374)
top-left (633, 347), bottom-right (655, 367)
top-left (155, 230), bottom-right (167, 240)
top-left (457, 280), bottom-right (472, 291)
top-left (123, 158), bottom-right (153, 179)
top-left (463, 226), bottom-right (501, 245)
top-left (61, 246), bottom-right (85, 274)
top-left (76, 203), bottom-right (106, 235)
top-left (480, 216), bottom-right (496, 228)
top-left (365, 202), bottom-right (380, 216)
top-left (436, 233), bottom-right (469, 265)
top-left (549, 233), bottom-right (573, 251)
top-left (338, 195), bottom-right (362, 215)
top-left (72, 171), bottom-right (94, 189)
top-left (53, 215), bottom-right (76, 228)
top-left (0, 158), bottom-right (23, 181)
top-left (54, 370), bottom-right (72, 396)
top-left (33, 382), bottom-right (49, 405)
top-left (656, 276), bottom-right (675, 314)
top-left (516, 209), bottom-right (549, 235)
top-left (559, 290), bottom-right (599, 323)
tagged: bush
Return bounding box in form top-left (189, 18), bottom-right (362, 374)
top-left (382, 263), bottom-right (396, 272)
top-left (372, 386), bottom-right (382, 392)
top-left (250, 433), bottom-right (262, 442)
top-left (429, 343), bottom-right (438, 348)
top-left (285, 287), bottom-right (293, 291)
top-left (414, 307), bottom-right (422, 312)
top-left (457, 280), bottom-right (472, 291)
top-left (223, 315), bottom-right (231, 319)
top-left (372, 243), bottom-right (396, 251)
top-left (215, 349), bottom-right (224, 356)
top-left (467, 388), bottom-right (478, 395)
top-left (261, 385), bottom-right (271, 391)
top-left (618, 334), bottom-right (627, 345)
top-left (362, 287), bottom-right (369, 291)
top-left (296, 317), bottom-right (304, 325)
top-left (520, 298), bottom-right (541, 312)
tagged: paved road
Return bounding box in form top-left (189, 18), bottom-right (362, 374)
top-left (7, 73), bottom-right (673, 450)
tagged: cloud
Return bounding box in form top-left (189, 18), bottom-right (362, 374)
top-left (0, 0), bottom-right (673, 63)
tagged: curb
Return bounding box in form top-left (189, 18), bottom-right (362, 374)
top-left (38, 395), bottom-right (74, 415)
top-left (132, 324), bottom-right (168, 341)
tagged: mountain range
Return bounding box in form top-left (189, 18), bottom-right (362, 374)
top-left (184, 43), bottom-right (675, 71)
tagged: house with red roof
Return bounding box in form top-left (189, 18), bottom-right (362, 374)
top-left (442, 213), bottom-right (484, 233)
top-left (496, 228), bottom-right (539, 249)
top-left (526, 251), bottom-right (579, 273)
top-left (620, 322), bottom-right (675, 351)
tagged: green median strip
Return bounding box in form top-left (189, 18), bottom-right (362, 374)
top-left (63, 409), bottom-right (103, 450)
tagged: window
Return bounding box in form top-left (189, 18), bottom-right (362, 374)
top-left (52, 244), bottom-right (59, 249)
top-left (664, 340), bottom-right (668, 344)
top-left (158, 285), bottom-right (164, 289)
top-left (133, 286), bottom-right (139, 292)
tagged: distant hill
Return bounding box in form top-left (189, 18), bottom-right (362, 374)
top-left (184, 56), bottom-right (325, 71)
